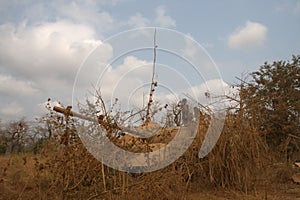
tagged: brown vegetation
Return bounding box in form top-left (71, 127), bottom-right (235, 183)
top-left (0, 109), bottom-right (298, 199)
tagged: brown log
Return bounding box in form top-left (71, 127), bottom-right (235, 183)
top-left (52, 106), bottom-right (160, 137)
top-left (53, 106), bottom-right (98, 123)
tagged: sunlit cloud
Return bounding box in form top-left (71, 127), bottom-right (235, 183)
top-left (228, 21), bottom-right (268, 49)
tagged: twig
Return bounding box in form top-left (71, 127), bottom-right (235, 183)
top-left (66, 163), bottom-right (90, 191)
top-left (235, 76), bottom-right (250, 85)
top-left (288, 134), bottom-right (300, 140)
top-left (122, 108), bottom-right (146, 122)
top-left (17, 180), bottom-right (29, 200)
top-left (184, 93), bottom-right (212, 114)
top-left (101, 160), bottom-right (107, 192)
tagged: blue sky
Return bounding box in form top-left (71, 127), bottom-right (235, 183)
top-left (0, 0), bottom-right (299, 120)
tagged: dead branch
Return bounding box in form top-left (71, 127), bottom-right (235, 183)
top-left (53, 106), bottom-right (98, 123)
top-left (53, 106), bottom-right (149, 137)
top-left (145, 28), bottom-right (157, 123)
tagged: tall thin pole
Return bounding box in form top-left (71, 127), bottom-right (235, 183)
top-left (145, 29), bottom-right (157, 123)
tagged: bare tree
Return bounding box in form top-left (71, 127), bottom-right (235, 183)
top-left (5, 119), bottom-right (28, 154)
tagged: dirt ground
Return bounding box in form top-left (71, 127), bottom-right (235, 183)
top-left (187, 182), bottom-right (300, 200)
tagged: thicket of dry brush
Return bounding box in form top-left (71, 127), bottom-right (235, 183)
top-left (0, 101), bottom-right (269, 199)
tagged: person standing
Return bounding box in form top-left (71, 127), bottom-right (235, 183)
top-left (181, 98), bottom-right (189, 126)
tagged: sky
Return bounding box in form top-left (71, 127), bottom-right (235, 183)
top-left (0, 0), bottom-right (299, 121)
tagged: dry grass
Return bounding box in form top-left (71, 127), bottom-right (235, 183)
top-left (0, 111), bottom-right (299, 199)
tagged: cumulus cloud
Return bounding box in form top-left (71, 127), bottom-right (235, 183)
top-left (0, 20), bottom-right (104, 84)
top-left (0, 20), bottom-right (113, 120)
top-left (0, 1), bottom-right (118, 34)
top-left (58, 1), bottom-right (116, 33)
top-left (97, 56), bottom-right (151, 106)
top-left (228, 21), bottom-right (268, 49)
top-left (183, 79), bottom-right (238, 112)
top-left (154, 6), bottom-right (176, 27)
top-left (127, 6), bottom-right (176, 29)
top-left (128, 13), bottom-right (150, 28)
top-left (0, 74), bottom-right (39, 96)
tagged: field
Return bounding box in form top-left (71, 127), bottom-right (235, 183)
top-left (0, 152), bottom-right (299, 199)
top-left (1, 119), bottom-right (300, 199)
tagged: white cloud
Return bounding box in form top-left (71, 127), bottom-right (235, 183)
top-left (128, 13), bottom-right (150, 28)
top-left (71, 55), bottom-right (155, 113)
top-left (99, 56), bottom-right (151, 104)
top-left (59, 1), bottom-right (116, 33)
top-left (154, 6), bottom-right (176, 28)
top-left (0, 74), bottom-right (39, 96)
top-left (228, 21), bottom-right (268, 49)
top-left (182, 34), bottom-right (197, 58)
top-left (127, 6), bottom-right (176, 29)
top-left (0, 20), bottom-right (105, 84)
top-left (185, 79), bottom-right (238, 112)
top-left (1, 1), bottom-right (117, 34)
top-left (0, 20), bottom-right (114, 120)
top-left (0, 102), bottom-right (24, 117)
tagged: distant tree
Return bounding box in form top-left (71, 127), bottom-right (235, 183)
top-left (242, 55), bottom-right (300, 151)
top-left (0, 119), bottom-right (7, 154)
top-left (4, 119), bottom-right (29, 154)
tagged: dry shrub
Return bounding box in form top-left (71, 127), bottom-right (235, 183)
top-left (33, 139), bottom-right (189, 199)
top-left (0, 106), bottom-right (271, 199)
top-left (200, 113), bottom-right (269, 191)
top-left (23, 110), bottom-right (193, 199)
top-left (122, 169), bottom-right (186, 200)
top-left (32, 131), bottom-right (109, 199)
top-left (0, 154), bottom-right (40, 200)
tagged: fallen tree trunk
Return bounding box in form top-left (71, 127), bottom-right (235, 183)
top-left (53, 106), bottom-right (98, 123)
top-left (52, 106), bottom-right (158, 137)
